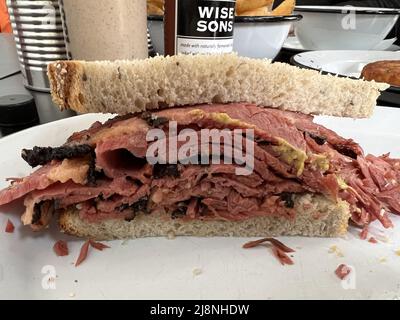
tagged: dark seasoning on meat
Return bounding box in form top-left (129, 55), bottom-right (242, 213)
top-left (141, 112), bottom-right (169, 128)
top-left (279, 193), bottom-right (295, 209)
top-left (87, 150), bottom-right (105, 185)
top-left (117, 197), bottom-right (150, 222)
top-left (31, 202), bottom-right (42, 225)
top-left (22, 145), bottom-right (93, 168)
top-left (153, 164), bottom-right (180, 179)
top-left (307, 133), bottom-right (327, 146)
top-left (171, 201), bottom-right (190, 219)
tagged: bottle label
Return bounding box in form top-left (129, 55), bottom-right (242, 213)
top-left (175, 0), bottom-right (236, 54)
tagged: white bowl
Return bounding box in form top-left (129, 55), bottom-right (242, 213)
top-left (147, 15), bottom-right (302, 59)
top-left (294, 6), bottom-right (400, 50)
top-left (233, 15), bottom-right (302, 59)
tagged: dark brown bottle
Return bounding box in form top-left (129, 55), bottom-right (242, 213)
top-left (164, 0), bottom-right (236, 56)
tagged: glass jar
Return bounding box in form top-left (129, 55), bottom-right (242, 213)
top-left (60, 0), bottom-right (148, 60)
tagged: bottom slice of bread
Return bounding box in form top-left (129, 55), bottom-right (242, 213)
top-left (59, 194), bottom-right (350, 240)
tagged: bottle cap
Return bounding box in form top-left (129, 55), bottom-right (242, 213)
top-left (0, 94), bottom-right (39, 127)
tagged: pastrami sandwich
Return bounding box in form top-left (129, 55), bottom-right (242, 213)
top-left (0, 54), bottom-right (398, 240)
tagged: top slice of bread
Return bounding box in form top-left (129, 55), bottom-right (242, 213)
top-left (48, 53), bottom-right (389, 118)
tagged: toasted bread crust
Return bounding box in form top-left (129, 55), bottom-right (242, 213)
top-left (48, 61), bottom-right (85, 113)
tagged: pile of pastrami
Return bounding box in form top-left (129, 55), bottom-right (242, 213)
top-left (0, 103), bottom-right (399, 231)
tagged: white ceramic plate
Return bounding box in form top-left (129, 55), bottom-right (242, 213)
top-left (283, 36), bottom-right (400, 52)
top-left (292, 50), bottom-right (400, 79)
top-left (1, 111), bottom-right (400, 300)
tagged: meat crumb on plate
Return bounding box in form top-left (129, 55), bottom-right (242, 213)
top-left (242, 237), bottom-right (295, 265)
top-left (328, 245), bottom-right (344, 257)
top-left (75, 240), bottom-right (90, 267)
top-left (335, 264), bottom-right (351, 280)
top-left (5, 219), bottom-right (14, 233)
top-left (242, 238), bottom-right (295, 252)
top-left (192, 268), bottom-right (202, 276)
top-left (74, 240), bottom-right (110, 267)
top-left (272, 247), bottom-right (294, 266)
top-left (89, 240), bottom-right (110, 251)
top-left (53, 240), bottom-right (69, 256)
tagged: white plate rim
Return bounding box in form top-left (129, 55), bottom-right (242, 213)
top-left (283, 36), bottom-right (400, 52)
top-left (291, 50), bottom-right (400, 93)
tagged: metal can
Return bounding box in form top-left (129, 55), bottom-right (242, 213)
top-left (6, 0), bottom-right (69, 92)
